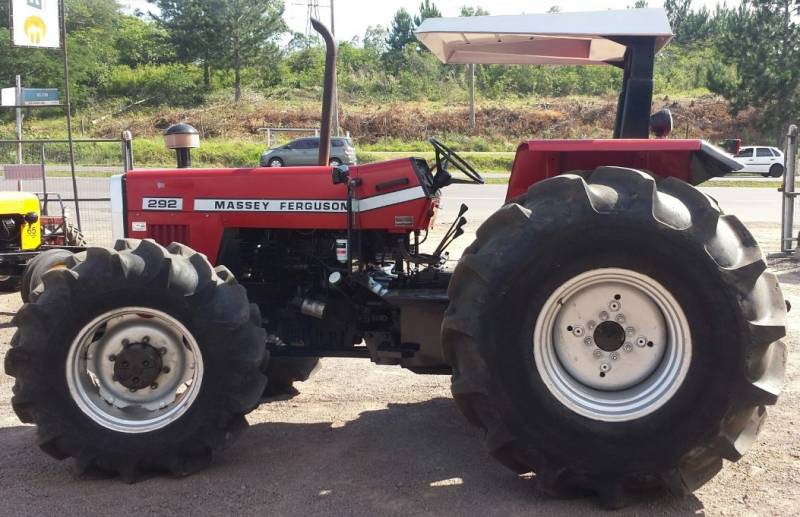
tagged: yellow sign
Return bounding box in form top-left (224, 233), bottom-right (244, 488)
top-left (12, 0), bottom-right (61, 49)
top-left (23, 16), bottom-right (47, 45)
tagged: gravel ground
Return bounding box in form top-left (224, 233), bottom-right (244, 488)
top-left (0, 222), bottom-right (798, 516)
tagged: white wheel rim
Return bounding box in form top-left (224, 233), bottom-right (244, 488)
top-left (66, 307), bottom-right (204, 433)
top-left (533, 268), bottom-right (691, 422)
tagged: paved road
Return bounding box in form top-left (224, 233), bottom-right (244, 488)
top-left (440, 184), bottom-right (784, 224)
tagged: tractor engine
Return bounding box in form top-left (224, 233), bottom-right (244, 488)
top-left (219, 228), bottom-right (406, 354)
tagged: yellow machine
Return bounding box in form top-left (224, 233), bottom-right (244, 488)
top-left (0, 191), bottom-right (85, 292)
top-left (0, 191), bottom-right (42, 252)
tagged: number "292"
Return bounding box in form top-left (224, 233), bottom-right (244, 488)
top-left (143, 198), bottom-right (182, 210)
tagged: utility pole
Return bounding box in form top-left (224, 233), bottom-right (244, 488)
top-left (15, 75), bottom-right (23, 164)
top-left (331, 0), bottom-right (340, 136)
top-left (467, 64), bottom-right (476, 129)
top-left (60, 0), bottom-right (81, 231)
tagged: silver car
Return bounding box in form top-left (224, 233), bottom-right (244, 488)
top-left (260, 137), bottom-right (356, 167)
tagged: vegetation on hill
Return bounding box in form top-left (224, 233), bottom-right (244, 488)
top-left (0, 0), bottom-right (798, 154)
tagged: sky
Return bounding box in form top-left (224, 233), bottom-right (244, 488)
top-left (124, 1), bottom-right (740, 42)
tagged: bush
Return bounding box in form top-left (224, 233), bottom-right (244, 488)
top-left (103, 64), bottom-right (207, 106)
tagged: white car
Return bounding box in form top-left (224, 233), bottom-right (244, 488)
top-left (733, 146), bottom-right (785, 177)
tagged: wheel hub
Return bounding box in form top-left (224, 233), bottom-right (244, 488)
top-left (113, 342), bottom-right (163, 391)
top-left (66, 307), bottom-right (204, 434)
top-left (594, 321), bottom-right (626, 352)
top-left (533, 268), bottom-right (692, 422)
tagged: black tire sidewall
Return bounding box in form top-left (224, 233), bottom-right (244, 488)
top-left (33, 284), bottom-right (254, 457)
top-left (484, 222), bottom-right (744, 475)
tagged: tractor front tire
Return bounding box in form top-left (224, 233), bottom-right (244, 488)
top-left (21, 248), bottom-right (76, 303)
top-left (5, 239), bottom-right (267, 480)
top-left (442, 167), bottom-right (786, 507)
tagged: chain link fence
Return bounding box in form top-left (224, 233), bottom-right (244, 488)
top-left (0, 136), bottom-right (132, 247)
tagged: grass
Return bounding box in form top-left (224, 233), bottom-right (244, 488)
top-left (699, 180), bottom-right (782, 188)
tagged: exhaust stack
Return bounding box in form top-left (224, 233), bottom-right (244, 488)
top-left (311, 18), bottom-right (336, 166)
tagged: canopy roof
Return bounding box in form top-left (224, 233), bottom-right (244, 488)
top-left (415, 8), bottom-right (673, 66)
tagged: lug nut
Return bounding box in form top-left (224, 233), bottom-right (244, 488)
top-left (583, 336), bottom-right (593, 345)
top-left (573, 326), bottom-right (584, 337)
top-left (616, 314), bottom-right (625, 323)
top-left (112, 374), bottom-right (118, 382)
top-left (600, 363), bottom-right (611, 372)
top-left (593, 350), bottom-right (603, 358)
top-left (129, 388), bottom-right (137, 393)
top-left (623, 343), bottom-right (633, 353)
top-left (159, 347), bottom-right (167, 355)
top-left (122, 339), bottom-right (130, 346)
top-left (162, 366), bottom-right (171, 374)
top-left (609, 301), bottom-right (621, 311)
top-left (636, 336), bottom-right (647, 347)
top-left (626, 327), bottom-right (635, 337)
top-left (142, 336), bottom-right (150, 343)
top-left (108, 354), bottom-right (117, 362)
top-left (587, 320), bottom-right (596, 330)
top-left (599, 311), bottom-right (609, 321)
top-left (610, 352), bottom-right (619, 361)
top-left (150, 383), bottom-right (158, 390)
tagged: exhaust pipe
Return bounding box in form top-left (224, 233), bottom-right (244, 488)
top-left (311, 18), bottom-right (336, 166)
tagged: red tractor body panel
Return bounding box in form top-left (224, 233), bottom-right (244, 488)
top-left (125, 158), bottom-right (438, 263)
top-left (507, 139), bottom-right (705, 200)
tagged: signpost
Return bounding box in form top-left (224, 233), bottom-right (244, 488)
top-left (7, 0), bottom-right (81, 230)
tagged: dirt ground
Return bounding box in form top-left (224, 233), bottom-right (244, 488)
top-left (0, 222), bottom-right (798, 517)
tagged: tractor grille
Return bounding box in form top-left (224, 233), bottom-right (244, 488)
top-left (147, 224), bottom-right (189, 247)
top-left (0, 215), bottom-right (23, 252)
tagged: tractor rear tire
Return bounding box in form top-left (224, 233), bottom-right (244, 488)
top-left (442, 167), bottom-right (786, 508)
top-left (5, 239), bottom-right (268, 480)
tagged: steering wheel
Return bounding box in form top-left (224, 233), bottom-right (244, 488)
top-left (429, 138), bottom-right (485, 185)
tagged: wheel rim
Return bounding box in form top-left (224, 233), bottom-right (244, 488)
top-left (66, 307), bottom-right (204, 433)
top-left (269, 159), bottom-right (282, 167)
top-left (533, 268), bottom-right (691, 422)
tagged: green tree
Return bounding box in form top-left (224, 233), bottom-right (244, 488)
top-left (708, 0), bottom-right (800, 139)
top-left (115, 16), bottom-right (175, 67)
top-left (152, 0), bottom-right (223, 87)
top-left (386, 8), bottom-right (416, 51)
top-left (414, 0), bottom-right (442, 26)
top-left (364, 25), bottom-right (389, 54)
top-left (217, 0), bottom-right (286, 101)
top-left (459, 6), bottom-right (490, 16)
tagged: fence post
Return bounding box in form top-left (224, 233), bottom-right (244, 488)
top-left (781, 124), bottom-right (798, 253)
top-left (40, 143), bottom-right (48, 216)
top-left (121, 130), bottom-right (133, 172)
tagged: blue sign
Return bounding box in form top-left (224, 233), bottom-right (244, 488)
top-left (21, 88), bottom-right (59, 106)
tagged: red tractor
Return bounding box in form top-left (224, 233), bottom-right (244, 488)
top-left (5, 9), bottom-right (786, 508)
